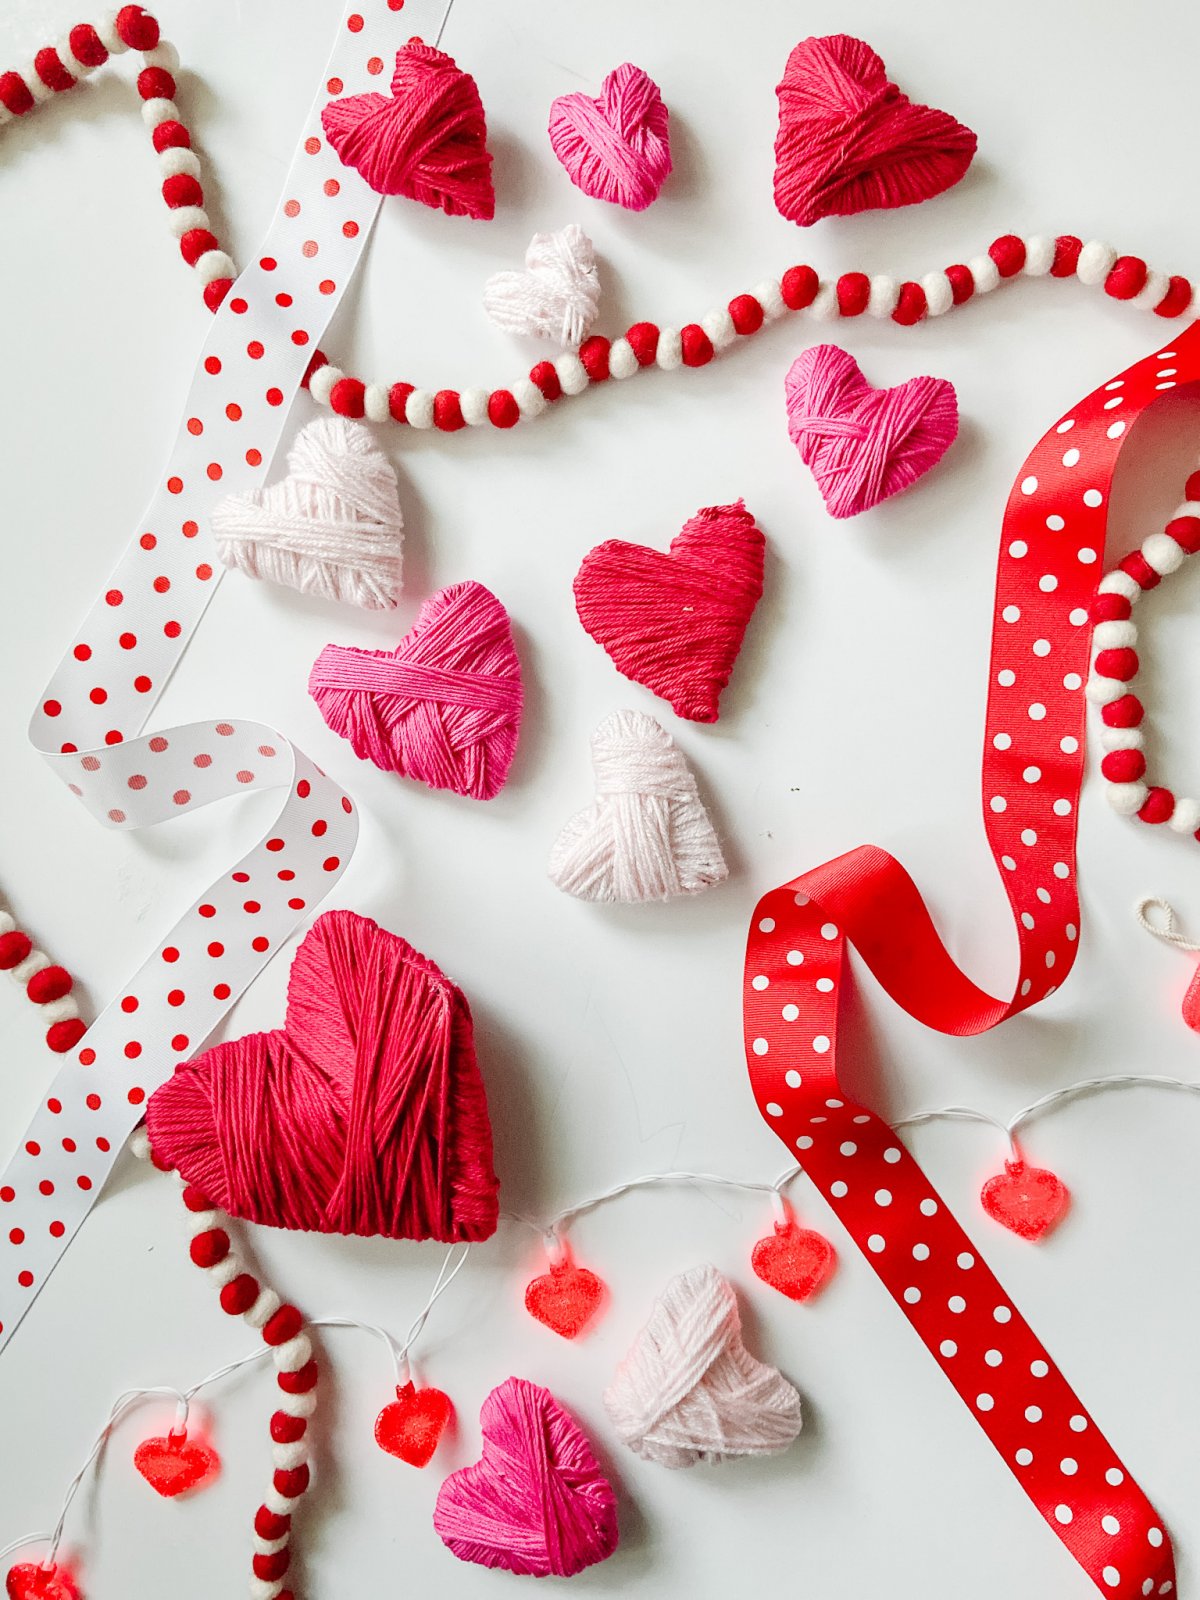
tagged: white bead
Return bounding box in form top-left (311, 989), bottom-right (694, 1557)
top-left (1143, 531), bottom-right (1186, 574)
top-left (194, 250), bottom-right (236, 286)
top-left (159, 146), bottom-right (201, 181)
top-left (921, 272), bottom-right (955, 316)
top-left (1086, 675), bottom-right (1130, 706)
top-left (142, 42), bottom-right (180, 72)
top-left (404, 389), bottom-right (434, 429)
top-left (166, 205), bottom-right (209, 239)
top-left (808, 283), bottom-right (839, 321)
top-left (513, 377), bottom-right (546, 419)
top-left (278, 1388), bottom-right (318, 1419)
top-left (1092, 620), bottom-right (1137, 649)
top-left (188, 1208), bottom-right (223, 1235)
top-left (1023, 236), bottom-right (1055, 276)
top-left (363, 384), bottom-right (390, 424)
top-left (459, 386), bottom-right (490, 425)
top-left (1172, 502), bottom-right (1200, 521)
top-left (254, 1533), bottom-right (290, 1556)
top-left (12, 950), bottom-right (51, 984)
top-left (141, 96), bottom-right (179, 129)
top-left (307, 364), bottom-right (340, 407)
top-left (206, 1254), bottom-right (241, 1289)
top-left (28, 70), bottom-right (56, 106)
top-left (655, 329), bottom-right (682, 370)
top-left (248, 1577), bottom-right (285, 1600)
top-left (128, 1127), bottom-right (152, 1162)
top-left (244, 1288), bottom-right (281, 1329)
top-left (968, 255), bottom-right (1001, 294)
top-left (60, 35), bottom-right (93, 76)
top-left (607, 337), bottom-right (638, 379)
top-left (1170, 798), bottom-right (1200, 833)
top-left (1097, 570), bottom-right (1142, 601)
top-left (701, 308), bottom-right (736, 350)
top-left (1099, 728), bottom-right (1145, 752)
top-left (868, 275), bottom-right (900, 317)
top-left (273, 1333), bottom-right (313, 1372)
top-left (1107, 780), bottom-right (1149, 816)
top-left (264, 1485), bottom-right (300, 1516)
top-left (272, 1441), bottom-right (308, 1471)
top-left (0, 911), bottom-right (14, 936)
top-left (1076, 241), bottom-right (1117, 286)
top-left (753, 279), bottom-right (786, 320)
top-left (1132, 270), bottom-right (1170, 311)
top-left (0, 103), bottom-right (12, 129)
top-left (555, 352), bottom-right (589, 393)
top-left (36, 994), bottom-right (77, 1024)
top-left (96, 11), bottom-right (127, 52)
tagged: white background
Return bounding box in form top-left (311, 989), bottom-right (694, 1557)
top-left (2, 1), bottom-right (1200, 1596)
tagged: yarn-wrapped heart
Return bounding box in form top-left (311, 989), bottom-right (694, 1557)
top-left (774, 34), bottom-right (977, 226)
top-left (483, 224), bottom-right (601, 348)
top-left (550, 711), bottom-right (727, 903)
top-left (212, 416), bottom-right (404, 609)
top-left (785, 345), bottom-right (958, 518)
top-left (574, 502), bottom-right (764, 723)
top-left (434, 1377), bottom-right (619, 1576)
top-left (308, 581), bottom-right (522, 801)
top-left (321, 39), bottom-right (495, 219)
top-left (604, 1264), bottom-right (803, 1468)
top-left (548, 63), bottom-right (671, 211)
top-left (146, 911), bottom-right (499, 1242)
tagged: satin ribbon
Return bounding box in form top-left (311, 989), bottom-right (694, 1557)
top-left (745, 326), bottom-right (1200, 1596)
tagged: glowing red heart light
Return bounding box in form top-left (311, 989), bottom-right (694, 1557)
top-left (5, 1563), bottom-right (80, 1600)
top-left (751, 1220), bottom-right (837, 1301)
top-left (524, 1259), bottom-right (605, 1339)
top-left (980, 1158), bottom-right (1069, 1241)
top-left (375, 1381), bottom-right (453, 1467)
top-left (1182, 960), bottom-right (1200, 1032)
top-left (133, 1430), bottom-right (221, 1498)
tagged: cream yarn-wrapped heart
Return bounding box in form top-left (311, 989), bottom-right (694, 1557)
top-left (549, 711), bottom-right (728, 903)
top-left (212, 416), bottom-right (404, 609)
top-left (483, 224), bottom-right (600, 348)
top-left (604, 1265), bottom-right (803, 1468)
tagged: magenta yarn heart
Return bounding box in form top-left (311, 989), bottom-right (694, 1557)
top-left (548, 63), bottom-right (671, 211)
top-left (784, 344), bottom-right (958, 518)
top-left (308, 581), bottom-right (522, 800)
top-left (434, 1377), bottom-right (619, 1577)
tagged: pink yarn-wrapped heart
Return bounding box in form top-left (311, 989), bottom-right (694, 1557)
top-left (784, 345), bottom-right (958, 518)
top-left (548, 63), bottom-right (671, 211)
top-left (434, 1377), bottom-right (619, 1577)
top-left (321, 40), bottom-right (495, 218)
top-left (308, 581), bottom-right (522, 800)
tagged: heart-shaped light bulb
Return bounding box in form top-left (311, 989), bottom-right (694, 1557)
top-left (5, 1563), bottom-right (80, 1600)
top-left (751, 1221), bottom-right (837, 1301)
top-left (524, 1259), bottom-right (606, 1339)
top-left (375, 1381), bottom-right (453, 1467)
top-left (1182, 960), bottom-right (1200, 1032)
top-left (980, 1158), bottom-right (1069, 1241)
top-left (133, 1430), bottom-right (221, 1498)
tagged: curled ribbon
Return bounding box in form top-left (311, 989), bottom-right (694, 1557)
top-left (744, 327), bottom-right (1200, 1596)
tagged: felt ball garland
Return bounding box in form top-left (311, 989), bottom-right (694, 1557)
top-left (0, 906), bottom-right (86, 1055)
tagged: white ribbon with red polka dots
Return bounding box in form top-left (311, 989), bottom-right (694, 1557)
top-left (745, 327), bottom-right (1200, 1597)
top-left (0, 1), bottom-right (421, 1357)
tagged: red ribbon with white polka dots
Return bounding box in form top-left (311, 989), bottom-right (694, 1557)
top-left (0, 2), bottom-right (415, 1357)
top-left (745, 328), bottom-right (1200, 1596)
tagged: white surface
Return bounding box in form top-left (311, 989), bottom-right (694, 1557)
top-left (1, 2), bottom-right (1200, 1596)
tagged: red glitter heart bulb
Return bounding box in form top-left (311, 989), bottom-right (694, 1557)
top-left (1182, 960), bottom-right (1200, 1032)
top-left (375, 1381), bottom-right (453, 1467)
top-left (133, 1431), bottom-right (221, 1498)
top-left (524, 1259), bottom-right (605, 1339)
top-left (5, 1564), bottom-right (80, 1600)
top-left (751, 1221), bottom-right (837, 1301)
top-left (980, 1158), bottom-right (1069, 1241)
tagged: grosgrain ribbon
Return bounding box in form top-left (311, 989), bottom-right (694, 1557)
top-left (0, 1), bottom-right (420, 1356)
top-left (745, 328), bottom-right (1200, 1596)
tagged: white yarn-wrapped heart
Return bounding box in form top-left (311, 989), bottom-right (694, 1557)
top-left (605, 1265), bottom-right (803, 1468)
top-left (212, 416), bottom-right (404, 610)
top-left (482, 223), bottom-right (601, 347)
top-left (549, 711), bottom-right (728, 903)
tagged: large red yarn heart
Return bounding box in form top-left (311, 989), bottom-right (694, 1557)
top-left (133, 1432), bottom-right (220, 1498)
top-left (433, 1377), bottom-right (619, 1577)
top-left (773, 34), bottom-right (977, 226)
top-left (146, 911), bottom-right (499, 1242)
top-left (573, 502), bottom-right (765, 723)
top-left (321, 40), bottom-right (495, 219)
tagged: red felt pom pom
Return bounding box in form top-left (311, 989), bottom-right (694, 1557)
top-left (137, 65), bottom-right (175, 101)
top-left (329, 377), bottom-right (366, 418)
top-left (432, 389), bottom-right (464, 431)
top-left (203, 279), bottom-right (233, 312)
top-left (1051, 235), bottom-right (1083, 277)
top-left (835, 272), bottom-right (870, 316)
top-left (270, 1410), bottom-right (307, 1444)
top-left (0, 72), bottom-right (35, 116)
top-left (115, 6), bottom-right (161, 50)
top-left (69, 24), bottom-right (109, 68)
top-left (1101, 748), bottom-right (1146, 783)
top-left (891, 281), bottom-right (927, 325)
top-left (162, 173), bottom-right (203, 210)
top-left (388, 381), bottom-right (415, 422)
top-left (487, 389), bottom-right (520, 428)
top-left (1094, 647), bottom-right (1138, 681)
top-left (680, 324), bottom-right (714, 367)
top-left (0, 932), bottom-right (32, 970)
top-left (1118, 551), bottom-right (1161, 590)
top-left (945, 262), bottom-right (975, 303)
top-left (189, 1228), bottom-right (229, 1267)
top-left (179, 228), bottom-right (219, 266)
top-left (625, 321), bottom-right (660, 364)
top-left (35, 49), bottom-right (76, 93)
top-left (277, 1360), bottom-right (318, 1395)
top-left (1104, 255), bottom-right (1148, 300)
top-left (1139, 786), bottom-right (1175, 823)
top-left (780, 264), bottom-right (819, 310)
top-left (728, 293), bottom-right (764, 334)
top-left (273, 1464), bottom-right (310, 1498)
top-left (1090, 592), bottom-right (1132, 622)
top-left (1166, 516), bottom-right (1200, 554)
top-left (255, 1506), bottom-right (291, 1541)
top-left (46, 1018), bottom-right (86, 1054)
top-left (26, 966), bottom-right (71, 1004)
top-left (578, 335), bottom-right (611, 381)
top-left (263, 1305), bottom-right (303, 1347)
top-left (152, 118), bottom-right (191, 152)
top-left (988, 234), bottom-right (1026, 277)
top-left (1155, 275), bottom-right (1194, 318)
top-left (220, 1274), bottom-right (259, 1315)
top-left (253, 1551), bottom-right (290, 1583)
top-left (1101, 693), bottom-right (1143, 728)
top-left (529, 360), bottom-right (562, 400)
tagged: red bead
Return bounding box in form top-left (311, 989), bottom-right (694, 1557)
top-left (273, 1464), bottom-right (310, 1498)
top-left (47, 1018), bottom-right (86, 1053)
top-left (27, 966), bottom-right (72, 1003)
top-left (301, 351), bottom-right (329, 389)
top-left (263, 1305), bottom-right (303, 1346)
top-left (179, 228), bottom-right (218, 266)
top-left (1118, 551), bottom-right (1161, 589)
top-left (680, 325), bottom-right (714, 366)
top-left (989, 234), bottom-right (1026, 277)
top-left (115, 5), bottom-right (161, 49)
top-left (1104, 255), bottom-right (1147, 300)
top-left (69, 24), bottom-right (109, 68)
top-left (1090, 592), bottom-right (1131, 622)
top-left (1094, 647), bottom-right (1138, 681)
top-left (0, 72), bottom-right (34, 116)
top-left (487, 389), bottom-right (520, 428)
top-left (271, 1411), bottom-right (307, 1443)
top-left (1155, 276), bottom-right (1194, 318)
top-left (277, 1360), bottom-right (318, 1394)
top-left (329, 377), bottom-right (366, 418)
top-left (137, 66), bottom-right (175, 100)
top-left (625, 321), bottom-right (660, 364)
top-left (945, 263), bottom-right (975, 304)
top-left (1166, 516), bottom-right (1200, 553)
top-left (579, 335), bottom-right (611, 381)
top-left (1139, 787), bottom-right (1175, 824)
top-left (529, 360), bottom-right (562, 400)
top-left (1101, 692), bottom-right (1143, 728)
top-left (189, 1229), bottom-right (230, 1267)
top-left (892, 281), bottom-right (928, 325)
top-left (35, 49), bottom-right (76, 93)
top-left (432, 389), bottom-right (464, 431)
top-left (836, 272), bottom-right (870, 316)
top-left (1101, 748), bottom-right (1146, 782)
top-left (220, 1274), bottom-right (260, 1315)
top-left (181, 1184), bottom-right (212, 1213)
top-left (1185, 472), bottom-right (1200, 503)
top-left (728, 293), bottom-right (763, 334)
top-left (253, 1551), bottom-right (291, 1582)
top-left (203, 279), bottom-right (232, 312)
top-left (1051, 235), bottom-right (1083, 277)
top-left (256, 1506), bottom-right (291, 1541)
top-left (388, 381), bottom-right (414, 422)
top-left (780, 265), bottom-right (819, 310)
top-left (0, 931), bottom-right (32, 970)
top-left (152, 119), bottom-right (190, 152)
top-left (162, 174), bottom-right (203, 210)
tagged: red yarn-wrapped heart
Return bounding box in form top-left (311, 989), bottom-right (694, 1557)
top-left (321, 39), bottom-right (495, 218)
top-left (375, 1381), bottom-right (453, 1467)
top-left (5, 1566), bottom-right (79, 1600)
top-left (980, 1159), bottom-right (1069, 1242)
top-left (308, 581), bottom-right (523, 801)
top-left (434, 1377), bottom-right (619, 1577)
top-left (133, 1432), bottom-right (220, 1497)
top-left (146, 911), bottom-right (499, 1242)
top-left (774, 34), bottom-right (977, 226)
top-left (573, 502), bottom-right (765, 723)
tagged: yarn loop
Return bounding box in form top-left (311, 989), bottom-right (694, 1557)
top-left (483, 224), bottom-right (601, 347)
top-left (548, 63), bottom-right (671, 211)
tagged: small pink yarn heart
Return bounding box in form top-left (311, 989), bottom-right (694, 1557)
top-left (548, 63), bottom-right (671, 211)
top-left (434, 1377), bottom-right (619, 1577)
top-left (784, 345), bottom-right (958, 519)
top-left (308, 581), bottom-right (522, 800)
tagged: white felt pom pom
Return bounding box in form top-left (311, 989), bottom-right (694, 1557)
top-left (1142, 532), bottom-right (1186, 575)
top-left (921, 271), bottom-right (955, 316)
top-left (555, 351), bottom-right (589, 394)
top-left (1107, 780), bottom-right (1149, 815)
top-left (1023, 236), bottom-right (1056, 276)
top-left (1169, 798), bottom-right (1200, 833)
top-left (868, 275), bottom-right (899, 317)
top-left (753, 279), bottom-right (786, 320)
top-left (655, 328), bottom-right (682, 370)
top-left (460, 386), bottom-right (490, 425)
top-left (482, 224), bottom-right (600, 348)
top-left (608, 337), bottom-right (639, 379)
top-left (1077, 241), bottom-right (1118, 286)
top-left (195, 250), bottom-right (236, 286)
